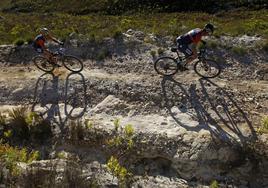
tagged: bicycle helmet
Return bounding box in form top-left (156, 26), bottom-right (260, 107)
top-left (40, 27), bottom-right (50, 36)
top-left (204, 23), bottom-right (214, 34)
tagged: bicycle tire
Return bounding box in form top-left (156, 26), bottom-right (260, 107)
top-left (194, 59), bottom-right (221, 78)
top-left (33, 56), bottom-right (55, 73)
top-left (154, 56), bottom-right (179, 76)
top-left (62, 55), bottom-right (83, 73)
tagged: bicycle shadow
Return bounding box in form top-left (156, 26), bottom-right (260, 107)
top-left (31, 72), bottom-right (88, 132)
top-left (161, 76), bottom-right (257, 145)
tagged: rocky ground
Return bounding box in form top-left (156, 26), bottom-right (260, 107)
top-left (0, 30), bottom-right (268, 187)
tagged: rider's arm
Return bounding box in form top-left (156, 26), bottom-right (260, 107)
top-left (52, 37), bottom-right (63, 44)
top-left (47, 35), bottom-right (63, 44)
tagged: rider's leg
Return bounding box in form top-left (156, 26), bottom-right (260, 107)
top-left (184, 44), bottom-right (197, 66)
top-left (43, 49), bottom-right (56, 64)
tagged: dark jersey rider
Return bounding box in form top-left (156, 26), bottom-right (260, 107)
top-left (176, 23), bottom-right (214, 69)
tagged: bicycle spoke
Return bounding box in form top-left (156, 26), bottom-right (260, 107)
top-left (154, 57), bottom-right (179, 76)
top-left (33, 56), bottom-right (55, 72)
top-left (194, 59), bottom-right (221, 78)
top-left (63, 56), bottom-right (83, 72)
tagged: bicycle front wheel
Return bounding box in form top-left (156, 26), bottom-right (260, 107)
top-left (33, 56), bottom-right (55, 72)
top-left (63, 55), bottom-right (83, 73)
top-left (154, 57), bottom-right (179, 76)
top-left (194, 59), bottom-right (221, 78)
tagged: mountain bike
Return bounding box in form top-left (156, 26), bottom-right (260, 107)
top-left (32, 47), bottom-right (83, 73)
top-left (154, 42), bottom-right (221, 78)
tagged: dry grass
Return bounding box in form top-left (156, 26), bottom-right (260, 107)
top-left (0, 9), bottom-right (267, 44)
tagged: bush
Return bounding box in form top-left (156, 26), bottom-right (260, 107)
top-left (2, 108), bottom-right (52, 144)
top-left (207, 41), bottom-right (218, 48)
top-left (258, 116), bottom-right (268, 134)
top-left (210, 180), bottom-right (219, 188)
top-left (113, 30), bottom-right (123, 39)
top-left (13, 39), bottom-right (25, 46)
top-left (8, 107), bottom-right (30, 141)
top-left (96, 48), bottom-right (110, 61)
top-left (231, 46), bottom-right (247, 56)
top-left (150, 50), bottom-right (156, 57)
top-left (26, 38), bottom-right (34, 45)
top-left (157, 48), bottom-right (165, 55)
top-left (107, 156), bottom-right (130, 183)
top-left (0, 143), bottom-right (40, 176)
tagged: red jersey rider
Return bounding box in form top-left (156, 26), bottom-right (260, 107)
top-left (176, 23), bottom-right (214, 69)
top-left (33, 28), bottom-right (63, 63)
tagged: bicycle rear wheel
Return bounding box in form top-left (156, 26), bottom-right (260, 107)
top-left (154, 56), bottom-right (179, 76)
top-left (33, 56), bottom-right (55, 72)
top-left (63, 55), bottom-right (83, 73)
top-left (194, 59), bottom-right (221, 78)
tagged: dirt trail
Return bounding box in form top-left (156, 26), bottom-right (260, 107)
top-left (0, 63), bottom-right (266, 142)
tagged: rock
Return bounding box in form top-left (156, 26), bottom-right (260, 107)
top-left (12, 88), bottom-right (24, 95)
top-left (126, 29), bottom-right (135, 35)
top-left (133, 31), bottom-right (145, 40)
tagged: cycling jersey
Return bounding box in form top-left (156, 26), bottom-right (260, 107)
top-left (177, 28), bottom-right (203, 45)
top-left (33, 34), bottom-right (46, 53)
top-left (176, 28), bottom-right (203, 56)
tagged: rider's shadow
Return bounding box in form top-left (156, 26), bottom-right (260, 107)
top-left (161, 76), bottom-right (257, 145)
top-left (32, 72), bottom-right (88, 132)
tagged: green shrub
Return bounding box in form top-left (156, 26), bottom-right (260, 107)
top-left (258, 116), bottom-right (268, 134)
top-left (210, 180), bottom-right (219, 188)
top-left (150, 50), bottom-right (156, 57)
top-left (105, 119), bottom-right (135, 185)
top-left (96, 48), bottom-right (110, 61)
top-left (26, 112), bottom-right (42, 125)
top-left (107, 156), bottom-right (131, 183)
top-left (113, 30), bottom-right (123, 39)
top-left (5, 108), bottom-right (52, 143)
top-left (4, 130), bottom-right (12, 138)
top-left (57, 151), bottom-right (67, 159)
top-left (85, 119), bottom-right (94, 129)
top-left (157, 48), bottom-right (165, 55)
top-left (124, 124), bottom-right (134, 137)
top-left (0, 143), bottom-right (40, 176)
top-left (13, 39), bottom-right (25, 46)
top-left (207, 41), bottom-right (218, 48)
top-left (26, 37), bottom-right (34, 44)
top-left (114, 118), bottom-right (120, 131)
top-left (8, 107), bottom-right (30, 141)
top-left (231, 46), bottom-right (247, 56)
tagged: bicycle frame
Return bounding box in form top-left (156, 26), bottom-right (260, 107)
top-left (173, 46), bottom-right (207, 66)
top-left (50, 48), bottom-right (66, 63)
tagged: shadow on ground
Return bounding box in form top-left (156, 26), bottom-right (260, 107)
top-left (161, 76), bottom-right (257, 145)
top-left (32, 72), bottom-right (88, 132)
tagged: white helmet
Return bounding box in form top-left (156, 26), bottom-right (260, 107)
top-left (40, 27), bottom-right (50, 35)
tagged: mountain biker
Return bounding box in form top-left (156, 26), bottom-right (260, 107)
top-left (176, 23), bottom-right (214, 70)
top-left (33, 28), bottom-right (63, 64)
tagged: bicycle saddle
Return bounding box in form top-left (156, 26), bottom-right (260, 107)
top-left (171, 47), bottom-right (177, 52)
